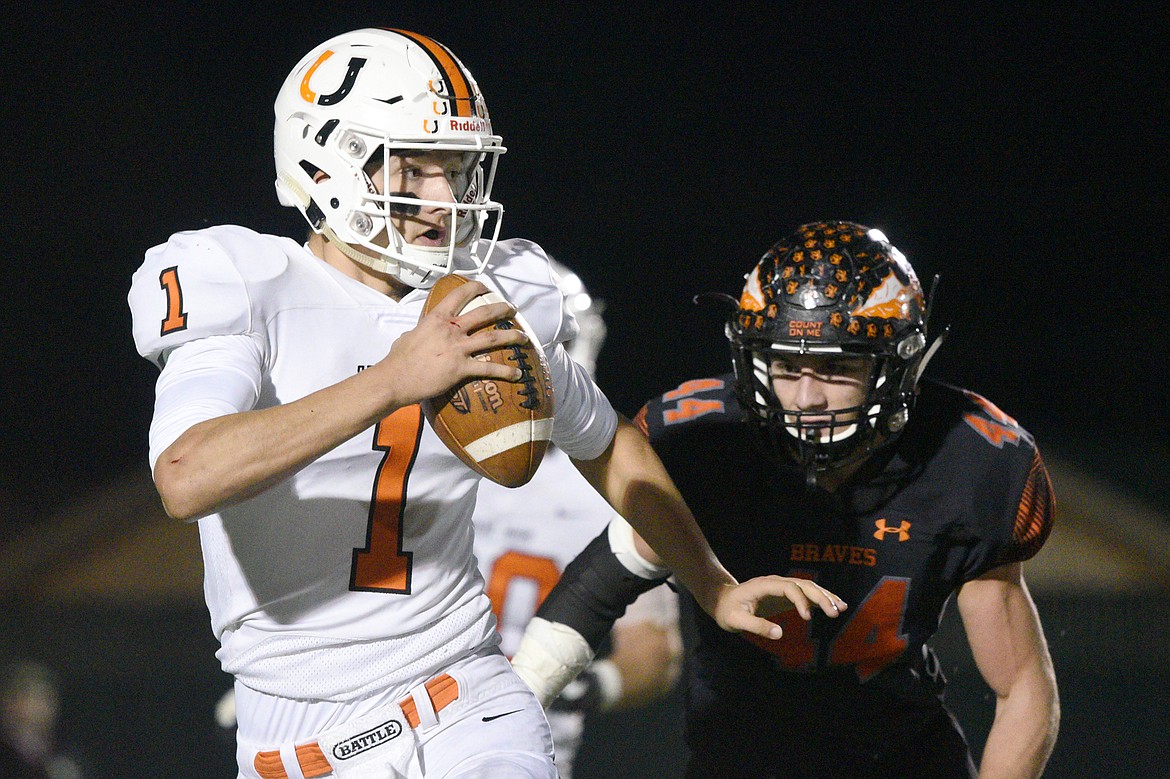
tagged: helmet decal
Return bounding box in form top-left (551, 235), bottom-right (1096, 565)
top-left (388, 29), bottom-right (479, 119)
top-left (739, 264), bottom-right (766, 312)
top-left (853, 271), bottom-right (914, 319)
top-left (300, 51), bottom-right (369, 106)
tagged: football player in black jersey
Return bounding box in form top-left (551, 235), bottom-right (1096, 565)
top-left (512, 221), bottom-right (1059, 778)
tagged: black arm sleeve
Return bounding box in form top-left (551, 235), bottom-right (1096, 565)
top-left (534, 527), bottom-right (671, 652)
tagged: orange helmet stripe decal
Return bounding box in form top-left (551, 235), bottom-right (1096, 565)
top-left (300, 50), bottom-right (334, 103)
top-left (387, 29), bottom-right (474, 117)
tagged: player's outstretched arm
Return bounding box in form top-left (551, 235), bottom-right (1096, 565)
top-left (511, 511), bottom-right (844, 706)
top-left (154, 281), bottom-right (526, 520)
top-left (958, 562), bottom-right (1059, 779)
top-left (571, 415), bottom-right (846, 636)
top-left (510, 516), bottom-right (670, 707)
top-left (512, 417), bottom-right (847, 706)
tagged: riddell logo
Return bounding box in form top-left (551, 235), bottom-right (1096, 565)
top-left (873, 519), bottom-right (911, 541)
top-left (332, 719), bottom-right (403, 760)
top-left (450, 118), bottom-right (487, 133)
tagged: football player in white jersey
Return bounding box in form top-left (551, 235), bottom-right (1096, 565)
top-left (472, 261), bottom-right (681, 778)
top-left (128, 28), bottom-right (845, 779)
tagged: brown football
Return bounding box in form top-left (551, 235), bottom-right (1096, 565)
top-left (419, 273), bottom-right (555, 488)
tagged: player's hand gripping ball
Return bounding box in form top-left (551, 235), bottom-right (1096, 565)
top-left (420, 274), bottom-right (555, 487)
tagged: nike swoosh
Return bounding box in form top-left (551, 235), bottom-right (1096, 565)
top-left (481, 709), bottom-right (523, 722)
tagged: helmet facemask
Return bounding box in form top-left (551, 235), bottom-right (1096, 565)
top-left (325, 140), bottom-right (502, 286)
top-left (726, 222), bottom-right (939, 486)
top-left (737, 343), bottom-right (924, 483)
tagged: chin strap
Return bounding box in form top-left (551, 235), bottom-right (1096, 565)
top-left (804, 463), bottom-right (818, 490)
top-left (318, 222), bottom-right (412, 280)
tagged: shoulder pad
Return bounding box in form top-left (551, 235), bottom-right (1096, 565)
top-left (480, 239), bottom-right (572, 349)
top-left (639, 376), bottom-right (739, 439)
top-left (128, 226), bottom-right (294, 367)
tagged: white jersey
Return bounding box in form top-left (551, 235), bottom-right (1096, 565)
top-left (473, 446), bottom-right (678, 777)
top-left (474, 447), bottom-right (677, 653)
top-left (473, 446), bottom-right (620, 656)
top-left (127, 225), bottom-right (617, 702)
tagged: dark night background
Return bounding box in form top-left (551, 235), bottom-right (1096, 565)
top-left (1, 3), bottom-right (1168, 776)
top-left (2, 3), bottom-right (1167, 520)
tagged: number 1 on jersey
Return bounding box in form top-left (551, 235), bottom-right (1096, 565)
top-left (351, 406), bottom-right (423, 593)
top-left (158, 266), bottom-right (188, 335)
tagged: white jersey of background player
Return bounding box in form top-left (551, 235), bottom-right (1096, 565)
top-left (128, 27), bottom-right (844, 779)
top-left (473, 262), bottom-right (680, 778)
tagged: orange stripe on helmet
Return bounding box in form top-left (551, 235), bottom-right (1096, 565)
top-left (387, 29), bottom-right (474, 117)
top-left (300, 50), bottom-right (335, 103)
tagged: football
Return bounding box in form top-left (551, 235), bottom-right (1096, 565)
top-left (420, 273), bottom-right (555, 488)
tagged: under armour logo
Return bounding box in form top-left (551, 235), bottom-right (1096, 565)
top-left (873, 519), bottom-right (911, 542)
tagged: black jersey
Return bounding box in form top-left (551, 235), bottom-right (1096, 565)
top-left (634, 375), bottom-right (1054, 778)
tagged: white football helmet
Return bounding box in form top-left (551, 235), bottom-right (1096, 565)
top-left (549, 258), bottom-right (606, 378)
top-left (274, 28), bottom-right (506, 288)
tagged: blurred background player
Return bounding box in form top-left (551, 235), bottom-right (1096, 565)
top-left (0, 659), bottom-right (84, 779)
top-left (473, 260), bottom-right (681, 778)
top-left (514, 221), bottom-right (1059, 778)
top-left (129, 28), bottom-right (844, 779)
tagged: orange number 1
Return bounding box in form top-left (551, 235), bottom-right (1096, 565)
top-left (158, 266), bottom-right (188, 335)
top-left (351, 406), bottom-right (423, 593)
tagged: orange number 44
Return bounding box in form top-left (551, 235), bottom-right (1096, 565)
top-left (746, 574), bottom-right (910, 681)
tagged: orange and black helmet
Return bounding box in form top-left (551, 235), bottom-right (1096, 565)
top-left (726, 221), bottom-right (941, 481)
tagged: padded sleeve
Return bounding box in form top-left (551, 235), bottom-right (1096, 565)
top-left (536, 526), bottom-right (671, 651)
top-left (147, 333), bottom-right (265, 470)
top-left (547, 342), bottom-right (618, 460)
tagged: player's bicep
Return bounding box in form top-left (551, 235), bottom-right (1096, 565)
top-left (957, 562), bottom-right (1051, 697)
top-left (149, 334), bottom-right (265, 469)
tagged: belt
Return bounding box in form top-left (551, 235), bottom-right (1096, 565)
top-left (253, 674), bottom-right (460, 779)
